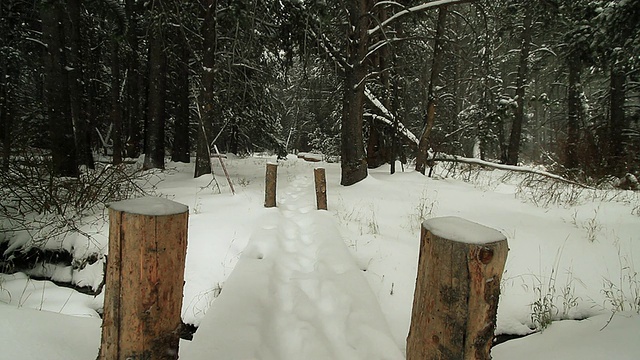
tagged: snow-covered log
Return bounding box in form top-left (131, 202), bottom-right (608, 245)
top-left (432, 154), bottom-right (594, 189)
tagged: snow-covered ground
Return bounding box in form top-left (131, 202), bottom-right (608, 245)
top-left (1, 154), bottom-right (639, 359)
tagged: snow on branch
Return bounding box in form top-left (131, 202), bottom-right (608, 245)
top-left (368, 0), bottom-right (472, 37)
top-left (432, 154), bottom-right (594, 189)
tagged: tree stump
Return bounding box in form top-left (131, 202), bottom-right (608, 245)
top-left (264, 162), bottom-right (278, 208)
top-left (406, 216), bottom-right (508, 360)
top-left (99, 197), bottom-right (189, 360)
top-left (314, 167), bottom-right (327, 210)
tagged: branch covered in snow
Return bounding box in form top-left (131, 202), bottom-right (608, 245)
top-left (368, 0), bottom-right (473, 36)
top-left (432, 154), bottom-right (594, 189)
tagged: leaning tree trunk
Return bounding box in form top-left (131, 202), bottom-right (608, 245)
top-left (416, 5), bottom-right (448, 175)
top-left (565, 53), bottom-right (582, 171)
top-left (143, 6), bottom-right (166, 170)
top-left (194, 0), bottom-right (217, 178)
top-left (341, 0), bottom-right (371, 186)
top-left (42, 0), bottom-right (79, 177)
top-left (506, 8), bottom-right (532, 166)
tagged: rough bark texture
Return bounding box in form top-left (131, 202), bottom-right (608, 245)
top-left (506, 8), bottom-right (532, 166)
top-left (340, 0), bottom-right (371, 186)
top-left (143, 7), bottom-right (166, 170)
top-left (406, 217), bottom-right (508, 360)
top-left (195, 0), bottom-right (217, 178)
top-left (264, 162), bottom-right (277, 208)
top-left (41, 0), bottom-right (78, 177)
top-left (314, 167), bottom-right (327, 210)
top-left (99, 198), bottom-right (188, 360)
top-left (416, 6), bottom-right (448, 174)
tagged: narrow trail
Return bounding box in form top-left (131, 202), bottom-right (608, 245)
top-left (181, 174), bottom-right (403, 360)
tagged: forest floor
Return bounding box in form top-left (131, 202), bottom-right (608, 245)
top-left (1, 154), bottom-right (639, 359)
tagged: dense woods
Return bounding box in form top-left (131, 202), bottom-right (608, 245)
top-left (0, 0), bottom-right (638, 185)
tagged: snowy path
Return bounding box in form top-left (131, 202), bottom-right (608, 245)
top-left (180, 174), bottom-right (404, 360)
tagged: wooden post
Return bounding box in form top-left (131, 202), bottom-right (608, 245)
top-left (314, 167), bottom-right (327, 210)
top-left (264, 162), bottom-right (277, 207)
top-left (99, 197), bottom-right (188, 360)
top-left (406, 216), bottom-right (508, 360)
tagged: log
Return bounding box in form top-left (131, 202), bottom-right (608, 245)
top-left (264, 162), bottom-right (278, 207)
top-left (99, 197), bottom-right (189, 360)
top-left (314, 167), bottom-right (327, 210)
top-left (406, 216), bottom-right (508, 360)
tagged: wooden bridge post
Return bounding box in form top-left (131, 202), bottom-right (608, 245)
top-left (99, 197), bottom-right (189, 360)
top-left (264, 162), bottom-right (278, 208)
top-left (314, 167), bottom-right (327, 210)
top-left (406, 216), bottom-right (508, 360)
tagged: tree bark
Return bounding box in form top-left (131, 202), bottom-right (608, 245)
top-left (264, 162), bottom-right (277, 208)
top-left (314, 167), bottom-right (327, 210)
top-left (172, 32), bottom-right (191, 163)
top-left (0, 59), bottom-right (12, 171)
top-left (41, 0), bottom-right (79, 177)
top-left (506, 8), bottom-right (532, 166)
top-left (407, 217), bottom-right (508, 360)
top-left (65, 0), bottom-right (94, 169)
top-left (565, 53), bottom-right (582, 170)
top-left (341, 0), bottom-right (372, 186)
top-left (143, 5), bottom-right (166, 170)
top-left (416, 6), bottom-right (448, 175)
top-left (195, 0), bottom-right (217, 177)
top-left (111, 37), bottom-right (123, 165)
top-left (125, 0), bottom-right (142, 158)
top-left (99, 197), bottom-right (188, 360)
top-left (608, 66), bottom-right (626, 175)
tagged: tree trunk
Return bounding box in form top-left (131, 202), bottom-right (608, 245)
top-left (41, 0), bottom-right (78, 177)
top-left (0, 60), bottom-right (12, 171)
top-left (341, 0), bottom-right (371, 186)
top-left (608, 66), bottom-right (626, 175)
top-left (172, 33), bottom-right (191, 163)
top-left (264, 162), bottom-right (277, 208)
top-left (506, 8), bottom-right (532, 166)
top-left (65, 0), bottom-right (94, 169)
top-left (99, 197), bottom-right (188, 360)
top-left (407, 217), bottom-right (508, 360)
top-left (195, 0), bottom-right (217, 178)
top-left (143, 7), bottom-right (166, 170)
top-left (368, 3), bottom-right (392, 170)
top-left (111, 38), bottom-right (123, 165)
top-left (565, 54), bottom-right (582, 171)
top-left (125, 0), bottom-right (142, 158)
top-left (416, 6), bottom-right (448, 175)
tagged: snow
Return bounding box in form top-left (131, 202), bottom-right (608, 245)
top-left (1, 155), bottom-right (639, 359)
top-left (423, 216), bottom-right (506, 244)
top-left (108, 196), bottom-right (189, 216)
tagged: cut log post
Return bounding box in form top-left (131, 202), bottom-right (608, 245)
top-left (264, 162), bottom-right (278, 208)
top-left (99, 197), bottom-right (189, 360)
top-left (406, 216), bottom-right (508, 360)
top-left (314, 167), bottom-right (327, 210)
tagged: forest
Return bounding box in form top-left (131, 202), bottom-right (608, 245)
top-left (1, 0), bottom-right (639, 185)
